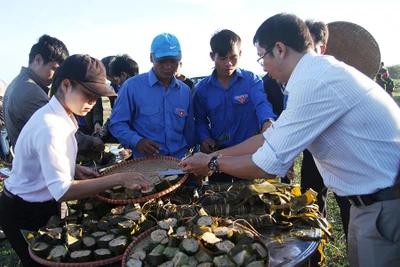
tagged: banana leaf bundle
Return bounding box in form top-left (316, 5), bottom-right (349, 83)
top-left (194, 180), bottom-right (332, 238)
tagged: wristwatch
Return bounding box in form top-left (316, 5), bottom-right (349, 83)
top-left (207, 156), bottom-right (219, 174)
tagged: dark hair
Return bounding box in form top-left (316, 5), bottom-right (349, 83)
top-left (210, 29), bottom-right (241, 57)
top-left (305, 19), bottom-right (329, 45)
top-left (253, 13), bottom-right (313, 53)
top-left (376, 73), bottom-right (382, 79)
top-left (101, 56), bottom-right (116, 76)
top-left (109, 54), bottom-right (139, 77)
top-left (28, 34), bottom-right (69, 65)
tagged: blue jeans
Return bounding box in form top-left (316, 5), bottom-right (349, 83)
top-left (0, 128), bottom-right (10, 160)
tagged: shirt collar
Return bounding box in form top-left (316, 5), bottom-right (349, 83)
top-left (148, 68), bottom-right (180, 89)
top-left (21, 67), bottom-right (50, 94)
top-left (208, 68), bottom-right (242, 86)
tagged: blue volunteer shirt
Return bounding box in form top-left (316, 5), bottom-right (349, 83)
top-left (194, 68), bottom-right (277, 149)
top-left (109, 68), bottom-right (195, 159)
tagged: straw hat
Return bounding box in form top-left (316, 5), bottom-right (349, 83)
top-left (325, 21), bottom-right (381, 78)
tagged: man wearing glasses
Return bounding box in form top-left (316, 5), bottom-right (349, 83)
top-left (180, 13), bottom-right (400, 266)
top-left (109, 33), bottom-right (195, 159)
top-left (193, 29), bottom-right (276, 183)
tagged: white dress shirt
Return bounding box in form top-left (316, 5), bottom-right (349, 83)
top-left (253, 51), bottom-right (400, 196)
top-left (5, 97), bottom-right (78, 202)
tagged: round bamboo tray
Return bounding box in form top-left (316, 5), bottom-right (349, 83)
top-left (325, 21), bottom-right (381, 79)
top-left (121, 226), bottom-right (157, 266)
top-left (28, 246), bottom-right (123, 267)
top-left (121, 223), bottom-right (269, 267)
top-left (96, 156), bottom-right (188, 204)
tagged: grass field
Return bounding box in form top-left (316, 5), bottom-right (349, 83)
top-left (1, 86), bottom-right (399, 267)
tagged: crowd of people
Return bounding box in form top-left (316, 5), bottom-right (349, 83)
top-left (0, 12), bottom-right (399, 267)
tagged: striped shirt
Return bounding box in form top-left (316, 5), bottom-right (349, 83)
top-left (253, 52), bottom-right (400, 196)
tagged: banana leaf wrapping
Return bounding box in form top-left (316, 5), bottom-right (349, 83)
top-left (143, 180), bottom-right (332, 240)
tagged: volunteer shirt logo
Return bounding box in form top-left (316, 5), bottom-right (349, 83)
top-left (176, 108), bottom-right (186, 117)
top-left (235, 94), bottom-right (248, 103)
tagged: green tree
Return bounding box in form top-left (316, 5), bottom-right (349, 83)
top-left (387, 65), bottom-right (400, 79)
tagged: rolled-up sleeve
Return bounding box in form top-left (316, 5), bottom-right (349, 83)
top-left (252, 127), bottom-right (292, 177)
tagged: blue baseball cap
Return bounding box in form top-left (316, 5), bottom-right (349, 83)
top-left (151, 33), bottom-right (182, 62)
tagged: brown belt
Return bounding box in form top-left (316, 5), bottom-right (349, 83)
top-left (2, 187), bottom-right (27, 203)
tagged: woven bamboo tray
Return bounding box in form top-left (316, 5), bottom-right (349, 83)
top-left (121, 226), bottom-right (157, 266)
top-left (325, 21), bottom-right (381, 79)
top-left (96, 156), bottom-right (188, 204)
top-left (28, 246), bottom-right (122, 267)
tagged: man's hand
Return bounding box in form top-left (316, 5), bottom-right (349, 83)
top-left (136, 139), bottom-right (160, 157)
top-left (178, 152), bottom-right (211, 176)
top-left (200, 138), bottom-right (216, 154)
top-left (261, 119), bottom-right (274, 133)
top-left (120, 172), bottom-right (150, 190)
top-left (92, 137), bottom-right (105, 152)
top-left (75, 164), bottom-right (100, 180)
top-left (93, 123), bottom-right (102, 136)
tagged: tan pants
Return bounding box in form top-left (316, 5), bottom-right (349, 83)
top-left (348, 199), bottom-right (400, 267)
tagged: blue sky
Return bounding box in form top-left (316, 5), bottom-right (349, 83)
top-left (1, 0), bottom-right (399, 84)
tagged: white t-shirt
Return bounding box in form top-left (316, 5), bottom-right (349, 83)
top-left (5, 97), bottom-right (77, 202)
top-left (253, 51), bottom-right (400, 196)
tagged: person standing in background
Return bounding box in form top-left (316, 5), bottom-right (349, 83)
top-left (375, 73), bottom-right (387, 90)
top-left (262, 74), bottom-right (293, 183)
top-left (3, 34), bottom-right (103, 153)
top-left (99, 54), bottom-right (140, 144)
top-left (109, 54), bottom-right (139, 87)
top-left (3, 34), bottom-right (69, 148)
top-left (101, 56), bottom-right (119, 109)
top-left (379, 61), bottom-right (388, 75)
top-left (382, 72), bottom-right (394, 97)
top-left (175, 61), bottom-right (195, 95)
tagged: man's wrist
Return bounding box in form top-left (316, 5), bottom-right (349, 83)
top-left (263, 118), bottom-right (275, 125)
top-left (207, 154), bottom-right (221, 176)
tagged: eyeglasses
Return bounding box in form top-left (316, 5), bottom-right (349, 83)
top-left (257, 45), bottom-right (275, 66)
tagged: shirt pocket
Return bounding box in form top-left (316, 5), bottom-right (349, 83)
top-left (207, 98), bottom-right (223, 128)
top-left (172, 108), bottom-right (188, 133)
top-left (139, 106), bottom-right (163, 132)
top-left (232, 93), bottom-right (250, 115)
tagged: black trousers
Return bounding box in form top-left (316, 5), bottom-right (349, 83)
top-left (0, 190), bottom-right (59, 267)
top-left (301, 149), bottom-right (351, 238)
